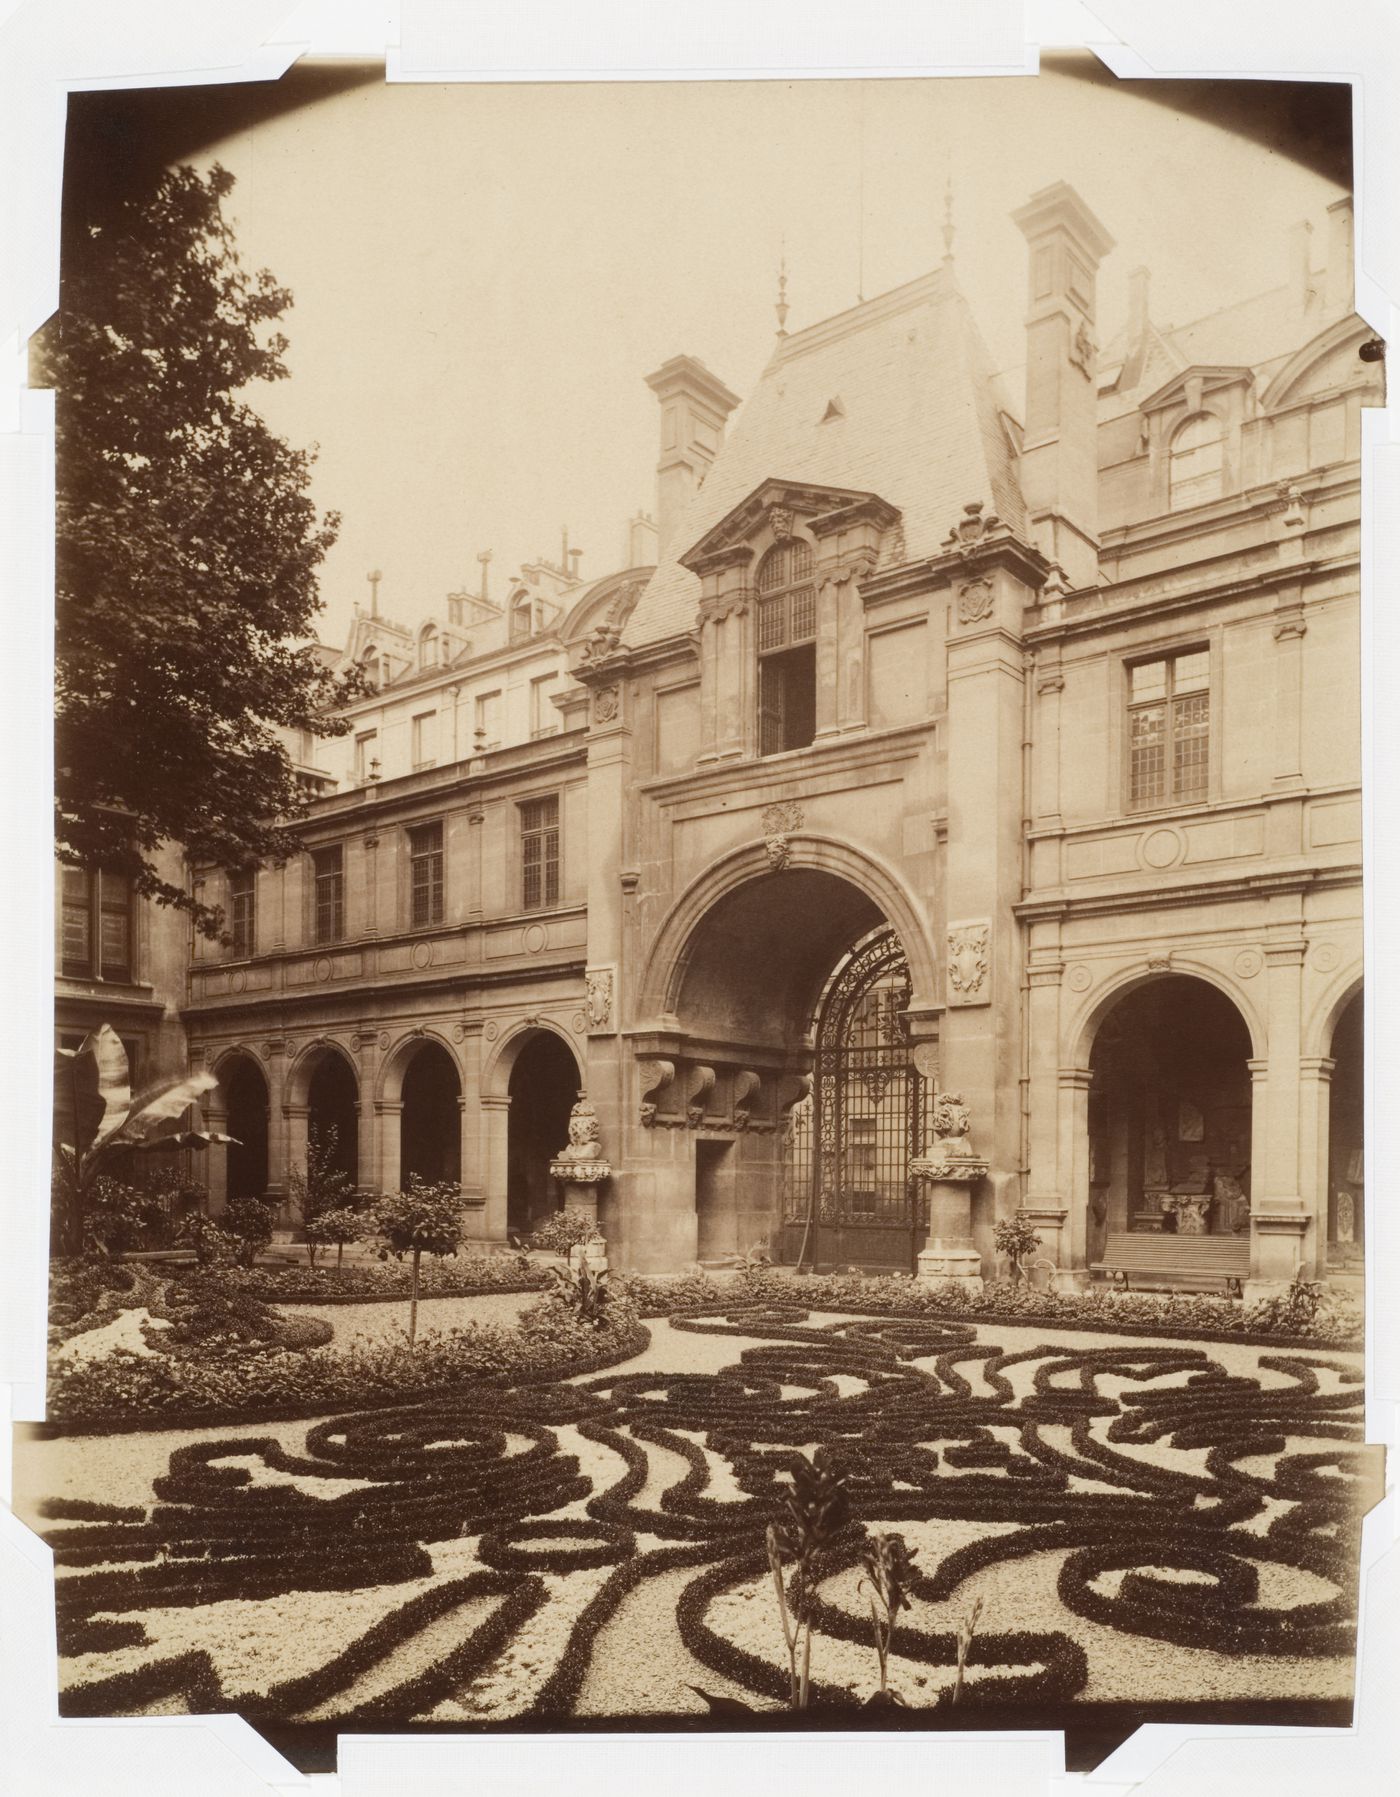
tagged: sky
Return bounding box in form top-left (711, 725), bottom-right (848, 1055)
top-left (161, 65), bottom-right (1348, 646)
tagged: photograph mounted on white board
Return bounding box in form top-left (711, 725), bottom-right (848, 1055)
top-left (18, 54), bottom-right (1384, 1774)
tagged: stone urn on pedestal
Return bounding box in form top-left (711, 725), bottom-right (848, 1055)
top-left (548, 1092), bottom-right (611, 1271)
top-left (910, 1090), bottom-right (989, 1291)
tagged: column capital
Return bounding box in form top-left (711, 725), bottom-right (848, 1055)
top-left (1057, 1066), bottom-right (1094, 1091)
top-left (1298, 1055), bottom-right (1337, 1082)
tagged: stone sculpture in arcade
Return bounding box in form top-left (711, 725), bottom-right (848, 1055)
top-left (909, 1089), bottom-right (989, 1289)
top-left (548, 1091), bottom-right (612, 1261)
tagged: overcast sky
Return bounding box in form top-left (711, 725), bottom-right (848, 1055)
top-left (191, 66), bottom-right (1345, 645)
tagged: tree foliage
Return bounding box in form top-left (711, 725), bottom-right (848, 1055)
top-left (41, 162), bottom-right (363, 936)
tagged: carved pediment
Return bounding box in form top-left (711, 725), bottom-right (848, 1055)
top-left (1138, 363), bottom-right (1254, 417)
top-left (679, 477), bottom-right (900, 573)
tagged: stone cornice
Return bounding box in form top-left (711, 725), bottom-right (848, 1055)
top-left (1015, 860), bottom-right (1361, 924)
top-left (634, 716), bottom-right (933, 804)
top-left (1023, 781), bottom-right (1360, 846)
top-left (1024, 552), bottom-right (1356, 648)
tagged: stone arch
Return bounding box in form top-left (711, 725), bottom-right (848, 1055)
top-left (1305, 962), bottom-right (1365, 1062)
top-left (1259, 315), bottom-right (1380, 412)
top-left (211, 1047), bottom-right (270, 1203)
top-left (481, 1017), bottom-right (582, 1101)
top-left (1064, 957), bottom-right (1266, 1073)
top-left (284, 1036), bottom-right (360, 1109)
top-left (375, 1028), bottom-right (465, 1106)
top-left (1079, 970), bottom-right (1257, 1259)
top-left (637, 833), bottom-right (938, 1029)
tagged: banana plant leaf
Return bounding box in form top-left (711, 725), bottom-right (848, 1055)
top-left (132, 1129), bottom-right (240, 1152)
top-left (52, 1023), bottom-right (131, 1159)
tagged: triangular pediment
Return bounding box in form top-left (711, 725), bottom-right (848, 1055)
top-left (1139, 363), bottom-right (1254, 415)
top-left (679, 476), bottom-right (897, 571)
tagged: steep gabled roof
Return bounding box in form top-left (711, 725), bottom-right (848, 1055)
top-left (622, 264), bottom-right (1025, 649)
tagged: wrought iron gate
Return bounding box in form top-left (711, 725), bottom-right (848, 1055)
top-left (777, 926), bottom-right (926, 1271)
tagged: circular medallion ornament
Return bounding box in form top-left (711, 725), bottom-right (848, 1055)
top-left (452, 1023), bottom-right (466, 1043)
top-left (912, 1042), bottom-right (940, 1081)
top-left (484, 1020), bottom-right (500, 1041)
top-left (572, 1012), bottom-right (588, 1034)
top-left (314, 956), bottom-right (332, 982)
top-left (523, 923), bottom-right (547, 955)
top-left (411, 941), bottom-right (432, 970)
top-left (1067, 964), bottom-right (1093, 993)
top-left (378, 1030), bottom-right (391, 1051)
top-left (1311, 941), bottom-right (1341, 972)
top-left (260, 1041), bottom-right (276, 1061)
top-left (1234, 948), bottom-right (1263, 979)
top-left (1141, 828), bottom-right (1183, 871)
top-left (229, 968), bottom-right (246, 995)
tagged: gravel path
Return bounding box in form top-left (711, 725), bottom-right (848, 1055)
top-left (278, 1290), bottom-right (537, 1349)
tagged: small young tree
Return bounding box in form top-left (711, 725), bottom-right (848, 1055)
top-left (305, 1206), bottom-right (365, 1276)
top-left (287, 1126), bottom-right (357, 1269)
top-left (992, 1214), bottom-right (1043, 1282)
top-left (222, 1195), bottom-right (276, 1269)
top-left (372, 1177), bottom-right (464, 1345)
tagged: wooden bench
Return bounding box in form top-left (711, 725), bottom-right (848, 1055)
top-left (1090, 1231), bottom-right (1249, 1297)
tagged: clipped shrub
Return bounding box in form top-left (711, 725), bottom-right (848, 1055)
top-left (222, 1196), bottom-right (276, 1268)
top-left (519, 1210), bottom-right (602, 1256)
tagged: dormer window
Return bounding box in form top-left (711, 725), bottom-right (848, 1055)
top-left (1169, 412), bottom-right (1225, 510)
top-left (756, 538), bottom-right (817, 755)
top-left (510, 593), bottom-right (534, 641)
top-left (418, 625), bottom-right (439, 669)
top-left (361, 648), bottom-right (381, 691)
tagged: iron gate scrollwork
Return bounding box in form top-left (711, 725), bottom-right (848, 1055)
top-left (778, 926), bottom-right (926, 1271)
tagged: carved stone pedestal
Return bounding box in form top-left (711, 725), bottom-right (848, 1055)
top-left (548, 1091), bottom-right (612, 1264)
top-left (913, 1171), bottom-right (988, 1291)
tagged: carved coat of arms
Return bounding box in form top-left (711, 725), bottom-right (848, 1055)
top-left (760, 800), bottom-right (804, 872)
top-left (584, 967), bottom-right (614, 1031)
top-left (946, 921), bottom-right (990, 1004)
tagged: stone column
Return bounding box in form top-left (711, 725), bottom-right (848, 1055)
top-left (1057, 1065), bottom-right (1094, 1282)
top-left (1298, 1055), bottom-right (1336, 1280)
top-left (1022, 955), bottom-right (1067, 1266)
top-left (282, 1101), bottom-right (309, 1213)
top-left (374, 1100), bottom-right (402, 1197)
top-left (263, 1048), bottom-right (288, 1200)
top-left (813, 573), bottom-right (841, 740)
top-left (203, 1102), bottom-right (229, 1217)
top-left (480, 1093), bottom-right (511, 1244)
top-left (1246, 928), bottom-right (1312, 1297)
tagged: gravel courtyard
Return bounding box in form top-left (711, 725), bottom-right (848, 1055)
top-left (15, 1300), bottom-right (1376, 1735)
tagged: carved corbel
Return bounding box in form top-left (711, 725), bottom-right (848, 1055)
top-left (732, 1069), bottom-right (761, 1131)
top-left (638, 1058), bottom-right (676, 1127)
top-left (685, 1064), bottom-right (716, 1128)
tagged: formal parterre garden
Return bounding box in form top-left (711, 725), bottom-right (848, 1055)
top-left (17, 1247), bottom-right (1379, 1759)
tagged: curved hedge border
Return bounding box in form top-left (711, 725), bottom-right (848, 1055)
top-left (44, 1305), bottom-right (1371, 1727)
top-left (630, 1275), bottom-right (1362, 1352)
top-left (41, 1317), bottom-right (651, 1437)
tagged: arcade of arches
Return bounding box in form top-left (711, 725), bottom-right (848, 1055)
top-left (198, 909), bottom-right (1362, 1293)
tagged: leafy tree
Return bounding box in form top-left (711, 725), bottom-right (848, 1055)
top-left (372, 1177), bottom-right (464, 1345)
top-left (305, 1205), bottom-right (365, 1276)
top-left (40, 162), bottom-right (363, 937)
top-left (287, 1125), bottom-right (357, 1269)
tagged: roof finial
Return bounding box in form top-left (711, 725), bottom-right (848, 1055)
top-left (367, 568), bottom-right (382, 619)
top-left (775, 241), bottom-right (789, 338)
top-left (941, 177), bottom-right (955, 265)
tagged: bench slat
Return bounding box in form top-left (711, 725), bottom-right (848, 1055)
top-left (1090, 1229), bottom-right (1248, 1294)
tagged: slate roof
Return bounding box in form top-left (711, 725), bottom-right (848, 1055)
top-left (622, 264), bottom-right (1025, 650)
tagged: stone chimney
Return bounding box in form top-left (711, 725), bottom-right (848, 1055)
top-left (1326, 198), bottom-right (1354, 315)
top-left (643, 355), bottom-right (741, 556)
top-left (1011, 183), bottom-right (1115, 592)
top-left (627, 509), bottom-right (659, 567)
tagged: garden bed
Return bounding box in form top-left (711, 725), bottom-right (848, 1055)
top-left (17, 1298), bottom-right (1375, 1752)
top-left (626, 1269), bottom-right (1364, 1352)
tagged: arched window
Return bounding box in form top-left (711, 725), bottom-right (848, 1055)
top-left (755, 537), bottom-right (817, 755)
top-left (418, 626), bottom-right (439, 669)
top-left (1168, 412), bottom-right (1224, 510)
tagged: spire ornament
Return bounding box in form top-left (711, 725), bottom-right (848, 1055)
top-left (775, 245), bottom-right (790, 338)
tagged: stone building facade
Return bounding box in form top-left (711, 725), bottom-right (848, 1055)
top-left (113, 178), bottom-right (1374, 1296)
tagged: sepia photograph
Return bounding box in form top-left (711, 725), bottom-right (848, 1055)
top-left (4, 14), bottom-right (1395, 1790)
